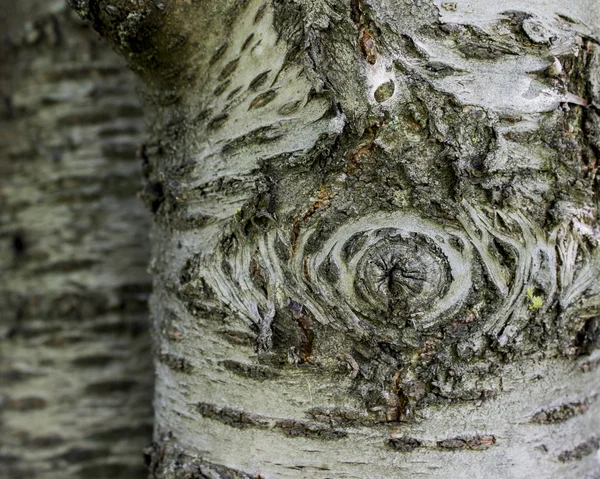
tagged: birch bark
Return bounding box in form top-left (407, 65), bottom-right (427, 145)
top-left (70, 0), bottom-right (600, 477)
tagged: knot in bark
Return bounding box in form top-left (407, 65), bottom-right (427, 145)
top-left (355, 232), bottom-right (451, 322)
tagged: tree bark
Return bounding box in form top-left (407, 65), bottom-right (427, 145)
top-left (71, 0), bottom-right (599, 477)
top-left (0, 2), bottom-right (153, 477)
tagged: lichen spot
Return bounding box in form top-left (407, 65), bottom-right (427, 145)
top-left (374, 80), bottom-right (395, 103)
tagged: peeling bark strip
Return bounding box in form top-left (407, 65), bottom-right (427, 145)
top-left (0, 2), bottom-right (153, 478)
top-left (558, 436), bottom-right (600, 463)
top-left (388, 436), bottom-right (423, 452)
top-left (220, 359), bottom-right (280, 380)
top-left (72, 0), bottom-right (599, 477)
top-left (145, 442), bottom-right (259, 479)
top-left (197, 402), bottom-right (347, 439)
top-left (388, 434), bottom-right (495, 452)
top-left (436, 435), bottom-right (496, 450)
top-left (158, 353), bottom-right (193, 373)
top-left (531, 399), bottom-right (592, 424)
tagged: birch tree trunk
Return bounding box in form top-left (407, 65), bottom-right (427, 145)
top-left (0, 2), bottom-right (153, 477)
top-left (71, 0), bottom-right (600, 477)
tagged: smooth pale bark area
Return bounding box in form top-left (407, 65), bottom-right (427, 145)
top-left (0, 1), bottom-right (153, 478)
top-left (73, 0), bottom-right (599, 478)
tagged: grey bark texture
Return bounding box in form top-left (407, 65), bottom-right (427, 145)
top-left (71, 0), bottom-right (600, 477)
top-left (0, 1), bottom-right (153, 477)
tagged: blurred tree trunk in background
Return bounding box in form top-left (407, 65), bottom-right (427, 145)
top-left (0, 1), bottom-right (153, 478)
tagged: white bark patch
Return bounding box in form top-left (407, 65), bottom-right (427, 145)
top-left (176, 0), bottom-right (345, 220)
top-left (415, 37), bottom-right (561, 115)
top-left (434, 0), bottom-right (598, 41)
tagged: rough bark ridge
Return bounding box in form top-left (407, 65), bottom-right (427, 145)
top-left (73, 0), bottom-right (599, 477)
top-left (0, 1), bottom-right (153, 477)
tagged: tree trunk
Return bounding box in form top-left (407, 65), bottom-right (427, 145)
top-left (72, 0), bottom-right (599, 477)
top-left (0, 2), bottom-right (153, 477)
